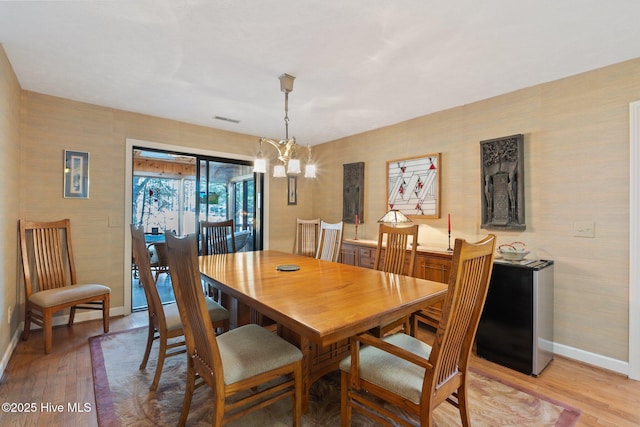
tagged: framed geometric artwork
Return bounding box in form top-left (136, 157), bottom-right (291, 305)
top-left (63, 150), bottom-right (90, 199)
top-left (386, 153), bottom-right (440, 219)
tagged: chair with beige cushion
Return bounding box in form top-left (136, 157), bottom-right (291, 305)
top-left (340, 235), bottom-right (496, 427)
top-left (19, 219), bottom-right (111, 354)
top-left (130, 225), bottom-right (229, 391)
top-left (164, 231), bottom-right (303, 426)
top-left (316, 220), bottom-right (344, 262)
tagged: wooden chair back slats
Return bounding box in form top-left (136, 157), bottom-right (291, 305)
top-left (374, 224), bottom-right (419, 276)
top-left (316, 221), bottom-right (344, 262)
top-left (21, 219), bottom-right (75, 294)
top-left (201, 219), bottom-right (236, 255)
top-left (295, 218), bottom-right (320, 257)
top-left (165, 232), bottom-right (223, 392)
top-left (429, 236), bottom-right (496, 391)
top-left (370, 223), bottom-right (419, 336)
top-left (130, 226), bottom-right (165, 328)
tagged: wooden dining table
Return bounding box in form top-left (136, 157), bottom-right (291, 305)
top-left (199, 250), bottom-right (448, 408)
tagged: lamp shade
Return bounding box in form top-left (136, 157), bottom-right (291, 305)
top-left (287, 158), bottom-right (301, 174)
top-left (377, 209), bottom-right (412, 225)
top-left (273, 164), bottom-right (287, 178)
top-left (253, 158), bottom-right (266, 174)
top-left (304, 163), bottom-right (316, 178)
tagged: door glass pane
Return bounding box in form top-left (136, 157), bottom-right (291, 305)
top-left (198, 160), bottom-right (255, 252)
top-left (132, 149), bottom-right (260, 312)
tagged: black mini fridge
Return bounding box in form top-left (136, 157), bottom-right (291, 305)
top-left (476, 260), bottom-right (554, 376)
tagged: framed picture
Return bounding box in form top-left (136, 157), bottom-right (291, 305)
top-left (64, 150), bottom-right (90, 199)
top-left (287, 175), bottom-right (297, 205)
top-left (386, 153), bottom-right (440, 219)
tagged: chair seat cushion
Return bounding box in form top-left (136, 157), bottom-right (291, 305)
top-left (28, 284), bottom-right (110, 308)
top-left (164, 297), bottom-right (229, 332)
top-left (217, 324), bottom-right (302, 385)
top-left (339, 333), bottom-right (432, 405)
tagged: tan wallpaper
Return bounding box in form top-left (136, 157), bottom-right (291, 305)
top-left (0, 46), bottom-right (21, 360)
top-left (3, 42), bottom-right (639, 364)
top-left (309, 58), bottom-right (640, 361)
top-left (18, 93), bottom-right (264, 309)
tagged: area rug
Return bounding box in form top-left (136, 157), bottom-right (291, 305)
top-left (90, 327), bottom-right (580, 426)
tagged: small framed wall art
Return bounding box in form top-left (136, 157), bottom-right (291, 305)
top-left (287, 175), bottom-right (297, 205)
top-left (386, 153), bottom-right (440, 219)
top-left (63, 150), bottom-right (90, 199)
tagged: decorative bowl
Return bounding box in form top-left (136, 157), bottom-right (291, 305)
top-left (497, 242), bottom-right (529, 261)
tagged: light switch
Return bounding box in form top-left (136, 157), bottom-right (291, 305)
top-left (573, 221), bottom-right (595, 238)
top-left (108, 215), bottom-right (123, 228)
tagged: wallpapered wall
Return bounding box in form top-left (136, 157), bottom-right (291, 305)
top-left (309, 58), bottom-right (640, 363)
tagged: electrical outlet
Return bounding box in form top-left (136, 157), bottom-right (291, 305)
top-left (7, 306), bottom-right (12, 324)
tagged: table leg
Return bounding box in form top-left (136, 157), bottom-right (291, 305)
top-left (298, 334), bottom-right (311, 412)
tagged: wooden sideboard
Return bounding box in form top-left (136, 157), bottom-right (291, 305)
top-left (341, 239), bottom-right (453, 329)
top-left (341, 239), bottom-right (452, 283)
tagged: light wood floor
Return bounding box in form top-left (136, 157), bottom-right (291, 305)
top-left (1, 312), bottom-right (639, 427)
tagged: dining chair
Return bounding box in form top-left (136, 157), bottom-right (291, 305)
top-left (130, 225), bottom-right (229, 391)
top-left (18, 219), bottom-right (111, 354)
top-left (294, 218), bottom-right (320, 257)
top-left (340, 234), bottom-right (496, 427)
top-left (164, 232), bottom-right (303, 426)
top-left (316, 220), bottom-right (344, 262)
top-left (200, 219), bottom-right (236, 255)
top-left (200, 219), bottom-right (236, 304)
top-left (411, 294), bottom-right (445, 333)
top-left (148, 241), bottom-right (170, 282)
top-left (371, 223), bottom-right (419, 337)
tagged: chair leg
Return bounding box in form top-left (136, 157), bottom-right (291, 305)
top-left (402, 316), bottom-right (411, 335)
top-left (43, 309), bottom-right (53, 354)
top-left (103, 294), bottom-right (110, 333)
top-left (457, 383), bottom-right (472, 427)
top-left (68, 306), bottom-right (77, 326)
top-left (410, 313), bottom-right (418, 337)
top-left (139, 323), bottom-right (154, 370)
top-left (340, 370), bottom-right (352, 427)
top-left (292, 361), bottom-right (302, 427)
top-left (178, 358), bottom-right (197, 427)
top-left (22, 308), bottom-right (31, 341)
top-left (150, 332), bottom-right (167, 392)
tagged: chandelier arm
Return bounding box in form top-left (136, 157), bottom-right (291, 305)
top-left (260, 137), bottom-right (283, 153)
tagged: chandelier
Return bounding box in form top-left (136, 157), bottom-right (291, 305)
top-left (253, 73), bottom-right (316, 178)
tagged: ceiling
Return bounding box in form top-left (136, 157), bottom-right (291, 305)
top-left (2, 1), bottom-right (640, 146)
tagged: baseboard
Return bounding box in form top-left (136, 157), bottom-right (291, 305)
top-left (0, 326), bottom-right (22, 381)
top-left (553, 341), bottom-right (629, 377)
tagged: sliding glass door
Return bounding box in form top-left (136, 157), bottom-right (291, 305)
top-left (131, 148), bottom-right (262, 310)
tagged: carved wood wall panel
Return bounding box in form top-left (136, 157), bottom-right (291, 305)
top-left (343, 162), bottom-right (364, 223)
top-left (480, 134), bottom-right (525, 230)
